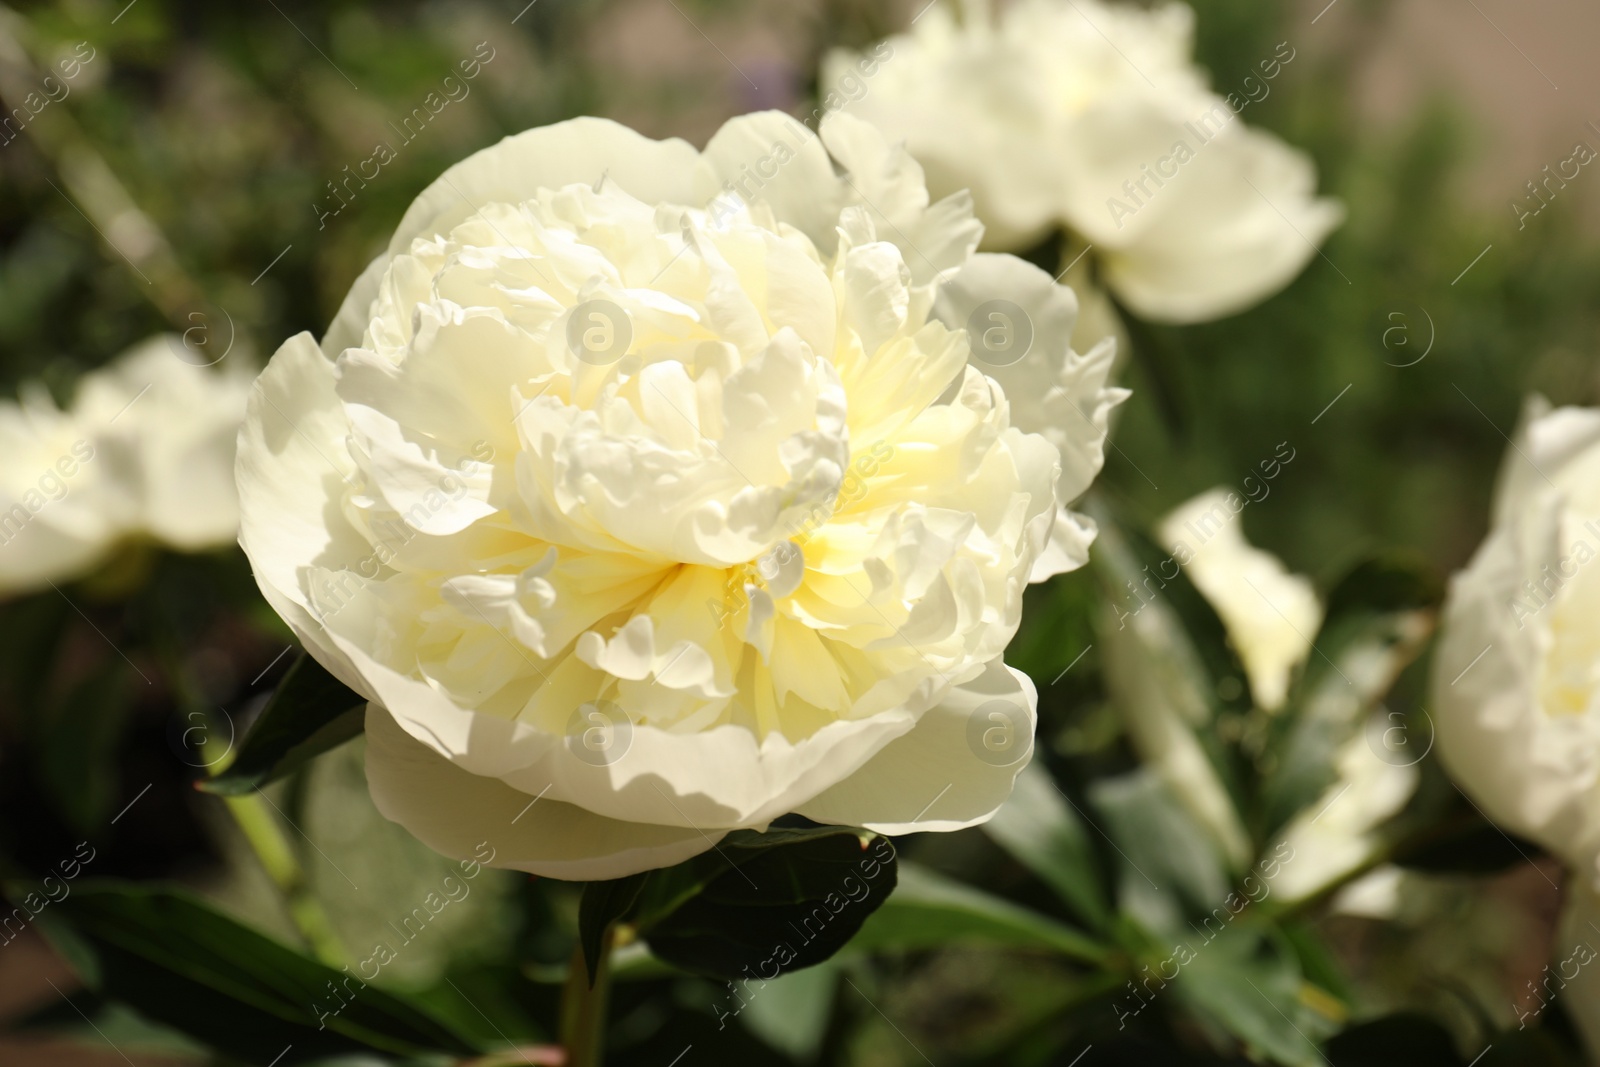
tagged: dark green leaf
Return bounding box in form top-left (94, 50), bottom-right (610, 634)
top-left (1326, 1014), bottom-right (1465, 1066)
top-left (638, 828), bottom-right (897, 980)
top-left (1259, 554), bottom-right (1440, 836)
top-left (1174, 923), bottom-right (1336, 1067)
top-left (1477, 1027), bottom-right (1582, 1067)
top-left (34, 660), bottom-right (136, 834)
top-left (1395, 808), bottom-right (1544, 874)
top-left (36, 881), bottom-right (479, 1063)
top-left (577, 874), bottom-right (645, 986)
top-left (850, 862), bottom-right (1107, 963)
top-left (202, 652), bottom-right (365, 796)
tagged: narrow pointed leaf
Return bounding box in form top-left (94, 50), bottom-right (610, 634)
top-left (201, 651), bottom-right (365, 795)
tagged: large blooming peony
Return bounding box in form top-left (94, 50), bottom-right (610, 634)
top-left (1434, 398), bottom-right (1600, 888)
top-left (0, 337), bottom-right (250, 594)
top-left (236, 111), bottom-right (1124, 880)
top-left (823, 0), bottom-right (1344, 324)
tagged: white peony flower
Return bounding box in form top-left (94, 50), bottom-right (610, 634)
top-left (1159, 487), bottom-right (1321, 711)
top-left (1434, 398), bottom-right (1600, 889)
top-left (236, 111), bottom-right (1124, 880)
top-left (0, 336), bottom-right (251, 594)
top-left (823, 0), bottom-right (1344, 324)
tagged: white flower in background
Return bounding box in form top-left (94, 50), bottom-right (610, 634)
top-left (1159, 487), bottom-right (1321, 711)
top-left (1149, 490), bottom-right (1417, 890)
top-left (823, 0), bottom-right (1344, 325)
top-left (236, 111), bottom-right (1125, 880)
top-left (0, 337), bottom-right (251, 594)
top-left (1434, 398), bottom-right (1600, 889)
top-left (1270, 719), bottom-right (1418, 904)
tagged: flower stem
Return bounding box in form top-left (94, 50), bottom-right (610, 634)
top-left (214, 784), bottom-right (349, 967)
top-left (560, 928), bottom-right (614, 1067)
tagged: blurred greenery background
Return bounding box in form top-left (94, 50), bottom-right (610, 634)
top-left (1, 0), bottom-right (1597, 1063)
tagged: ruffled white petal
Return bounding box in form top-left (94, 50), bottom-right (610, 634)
top-left (235, 332), bottom-right (373, 698)
top-left (797, 659), bottom-right (1036, 832)
top-left (364, 703), bottom-right (717, 880)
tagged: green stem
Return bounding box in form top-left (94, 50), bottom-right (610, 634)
top-left (1263, 810), bottom-right (1489, 924)
top-left (560, 927), bottom-right (614, 1067)
top-left (214, 784), bottom-right (348, 967)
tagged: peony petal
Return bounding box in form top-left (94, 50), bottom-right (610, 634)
top-left (1102, 126), bottom-right (1345, 323)
top-left (235, 332), bottom-right (373, 697)
top-left (390, 118), bottom-right (705, 256)
top-left (1159, 488), bottom-right (1321, 711)
top-left (797, 658), bottom-right (1036, 832)
top-left (364, 703), bottom-right (718, 880)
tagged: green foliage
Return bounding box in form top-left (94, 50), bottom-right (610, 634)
top-left (202, 651), bottom-right (365, 796)
top-left (33, 882), bottom-right (481, 1063)
top-left (585, 825), bottom-right (900, 983)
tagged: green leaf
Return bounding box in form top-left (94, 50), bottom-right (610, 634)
top-left (637, 827), bottom-right (897, 980)
top-left (1259, 554), bottom-right (1440, 836)
top-left (1478, 1028), bottom-right (1583, 1067)
top-left (1325, 1014), bottom-right (1465, 1066)
top-left (850, 862), bottom-right (1108, 963)
top-left (1394, 805), bottom-right (1544, 874)
top-left (1089, 505), bottom-right (1253, 871)
top-left (1088, 769), bottom-right (1231, 938)
top-left (34, 660), bottom-right (137, 834)
top-left (982, 762), bottom-right (1109, 930)
top-left (577, 874), bottom-right (645, 986)
top-left (36, 881), bottom-right (480, 1063)
top-left (1174, 923), bottom-right (1336, 1067)
top-left (739, 959), bottom-right (839, 1061)
top-left (201, 651), bottom-right (365, 796)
